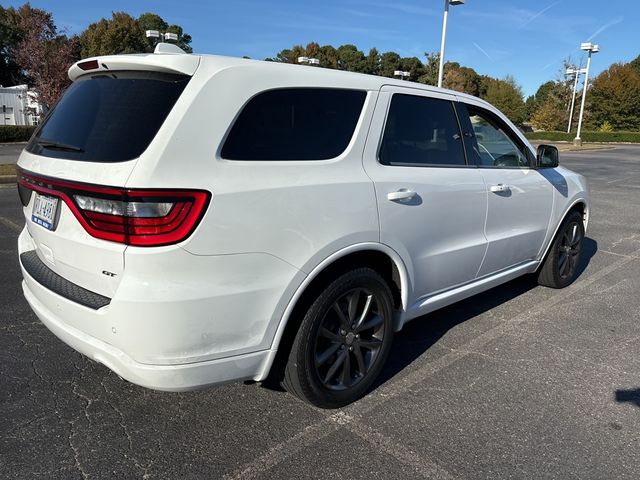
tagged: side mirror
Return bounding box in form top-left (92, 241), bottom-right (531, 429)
top-left (536, 144), bottom-right (559, 168)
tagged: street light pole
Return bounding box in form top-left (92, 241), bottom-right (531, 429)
top-left (566, 67), bottom-right (586, 133)
top-left (574, 43), bottom-right (599, 145)
top-left (437, 0), bottom-right (464, 88)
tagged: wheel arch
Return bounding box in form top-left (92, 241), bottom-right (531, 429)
top-left (259, 243), bottom-right (411, 383)
top-left (538, 198), bottom-right (588, 266)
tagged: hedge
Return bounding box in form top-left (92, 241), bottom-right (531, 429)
top-left (525, 131), bottom-right (640, 143)
top-left (0, 125), bottom-right (36, 143)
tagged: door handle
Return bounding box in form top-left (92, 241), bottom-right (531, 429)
top-left (387, 189), bottom-right (416, 202)
top-left (489, 184), bottom-right (510, 193)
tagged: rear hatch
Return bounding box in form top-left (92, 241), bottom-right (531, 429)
top-left (18, 52), bottom-right (200, 298)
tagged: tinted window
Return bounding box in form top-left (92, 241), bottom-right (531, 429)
top-left (221, 88), bottom-right (366, 160)
top-left (379, 94), bottom-right (465, 167)
top-left (466, 107), bottom-right (532, 168)
top-left (27, 71), bottom-right (189, 162)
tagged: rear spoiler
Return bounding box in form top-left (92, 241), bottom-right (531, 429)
top-left (68, 43), bottom-right (200, 81)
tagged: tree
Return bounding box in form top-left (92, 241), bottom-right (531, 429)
top-left (530, 97), bottom-right (566, 131)
top-left (524, 95), bottom-right (536, 120)
top-left (527, 76), bottom-right (574, 129)
top-left (0, 6), bottom-right (27, 86)
top-left (444, 65), bottom-right (482, 96)
top-left (336, 44), bottom-right (366, 72)
top-left (79, 12), bottom-right (146, 58)
top-left (138, 12), bottom-right (192, 53)
top-left (272, 44), bottom-right (305, 63)
top-left (527, 80), bottom-right (557, 120)
top-left (417, 52), bottom-right (440, 85)
top-left (378, 51), bottom-right (402, 78)
top-left (482, 76), bottom-right (526, 125)
top-left (364, 47), bottom-right (380, 75)
top-left (318, 45), bottom-right (339, 68)
top-left (13, 4), bottom-right (78, 108)
top-left (305, 42), bottom-right (321, 61)
top-left (630, 54), bottom-right (640, 77)
top-left (587, 62), bottom-right (640, 130)
top-left (399, 56), bottom-right (425, 82)
top-left (79, 12), bottom-right (192, 58)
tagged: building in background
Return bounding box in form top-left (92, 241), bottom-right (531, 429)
top-left (0, 85), bottom-right (44, 126)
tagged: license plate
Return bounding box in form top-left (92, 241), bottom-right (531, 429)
top-left (32, 194), bottom-right (58, 230)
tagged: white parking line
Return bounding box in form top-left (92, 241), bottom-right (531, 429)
top-left (346, 419), bottom-right (457, 479)
top-left (222, 417), bottom-right (340, 480)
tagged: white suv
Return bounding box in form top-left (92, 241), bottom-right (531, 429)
top-left (17, 44), bottom-right (589, 407)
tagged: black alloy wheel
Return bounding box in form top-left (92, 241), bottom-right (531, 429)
top-left (538, 211), bottom-right (585, 288)
top-left (283, 268), bottom-right (394, 408)
top-left (557, 219), bottom-right (583, 281)
top-left (313, 287), bottom-right (386, 391)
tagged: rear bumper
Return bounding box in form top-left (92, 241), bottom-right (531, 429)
top-left (18, 226), bottom-right (303, 390)
top-left (21, 277), bottom-right (276, 391)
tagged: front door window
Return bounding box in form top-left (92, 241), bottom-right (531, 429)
top-left (467, 110), bottom-right (530, 168)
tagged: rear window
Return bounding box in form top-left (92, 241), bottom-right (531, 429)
top-left (221, 88), bottom-right (366, 161)
top-left (26, 71), bottom-right (190, 162)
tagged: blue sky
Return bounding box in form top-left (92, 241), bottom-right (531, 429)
top-left (8, 0), bottom-right (640, 97)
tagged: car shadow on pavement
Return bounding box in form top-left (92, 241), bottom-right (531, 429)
top-left (575, 237), bottom-right (597, 278)
top-left (262, 238), bottom-right (597, 396)
top-left (373, 236), bottom-right (598, 389)
top-left (615, 389), bottom-right (640, 407)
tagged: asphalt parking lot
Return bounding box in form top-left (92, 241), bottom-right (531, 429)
top-left (2, 145), bottom-right (640, 479)
top-left (0, 143), bottom-right (25, 165)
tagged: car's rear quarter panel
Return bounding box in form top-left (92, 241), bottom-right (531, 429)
top-left (127, 61), bottom-right (382, 273)
top-left (116, 60), bottom-right (383, 362)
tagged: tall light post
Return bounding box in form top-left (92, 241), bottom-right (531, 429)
top-left (565, 66), bottom-right (587, 133)
top-left (574, 42), bottom-right (599, 146)
top-left (437, 0), bottom-right (465, 88)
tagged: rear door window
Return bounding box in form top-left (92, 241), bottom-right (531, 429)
top-left (379, 94), bottom-right (466, 167)
top-left (27, 71), bottom-right (190, 162)
top-left (221, 88), bottom-right (366, 161)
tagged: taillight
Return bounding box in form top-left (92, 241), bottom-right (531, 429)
top-left (17, 168), bottom-right (210, 247)
top-left (77, 59), bottom-right (99, 71)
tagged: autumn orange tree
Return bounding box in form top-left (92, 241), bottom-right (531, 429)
top-left (2, 3), bottom-right (78, 107)
top-left (587, 61), bottom-right (640, 130)
top-left (11, 4), bottom-right (78, 109)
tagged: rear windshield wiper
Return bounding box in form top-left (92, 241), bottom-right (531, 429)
top-left (35, 138), bottom-right (84, 153)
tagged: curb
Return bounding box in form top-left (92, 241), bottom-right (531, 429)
top-left (0, 175), bottom-right (17, 184)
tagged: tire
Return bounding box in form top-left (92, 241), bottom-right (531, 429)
top-left (283, 268), bottom-right (394, 408)
top-left (538, 211), bottom-right (585, 288)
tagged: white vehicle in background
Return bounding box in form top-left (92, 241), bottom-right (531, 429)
top-left (17, 44), bottom-right (589, 408)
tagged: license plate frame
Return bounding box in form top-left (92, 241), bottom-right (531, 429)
top-left (31, 194), bottom-right (59, 231)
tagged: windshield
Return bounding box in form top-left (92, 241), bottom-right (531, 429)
top-left (27, 71), bottom-right (190, 162)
